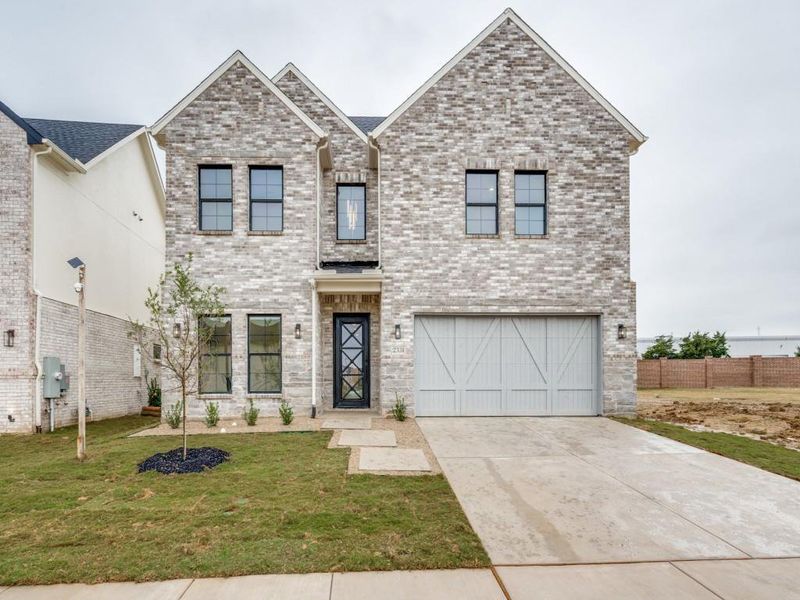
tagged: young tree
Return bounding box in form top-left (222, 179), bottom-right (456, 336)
top-left (130, 256), bottom-right (225, 459)
top-left (642, 335), bottom-right (677, 359)
top-left (677, 331), bottom-right (729, 359)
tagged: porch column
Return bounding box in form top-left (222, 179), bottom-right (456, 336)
top-left (311, 279), bottom-right (319, 417)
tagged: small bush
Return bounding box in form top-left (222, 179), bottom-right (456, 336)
top-left (279, 400), bottom-right (294, 425)
top-left (243, 399), bottom-right (259, 426)
top-left (146, 376), bottom-right (161, 407)
top-left (391, 393), bottom-right (407, 422)
top-left (165, 401), bottom-right (182, 429)
top-left (204, 401), bottom-right (220, 428)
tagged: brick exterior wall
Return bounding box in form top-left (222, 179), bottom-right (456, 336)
top-left (376, 18), bottom-right (637, 415)
top-left (159, 62), bottom-right (320, 419)
top-left (274, 70), bottom-right (378, 264)
top-left (38, 298), bottom-right (151, 428)
top-left (638, 357), bottom-right (800, 389)
top-left (158, 18), bottom-right (640, 417)
top-left (0, 111), bottom-right (35, 433)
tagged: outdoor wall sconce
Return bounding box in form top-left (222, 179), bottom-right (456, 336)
top-left (172, 322), bottom-right (182, 338)
top-left (4, 329), bottom-right (14, 347)
top-left (294, 323), bottom-right (302, 339)
top-left (617, 323), bottom-right (627, 340)
top-left (394, 324), bottom-right (402, 340)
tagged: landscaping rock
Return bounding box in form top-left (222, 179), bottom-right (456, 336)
top-left (138, 447), bottom-right (229, 475)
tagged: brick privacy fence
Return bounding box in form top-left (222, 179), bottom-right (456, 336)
top-left (638, 356), bottom-right (800, 389)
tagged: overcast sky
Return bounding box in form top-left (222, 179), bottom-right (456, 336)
top-left (2, 0), bottom-right (798, 337)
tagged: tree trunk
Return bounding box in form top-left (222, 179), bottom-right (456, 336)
top-left (182, 380), bottom-right (187, 460)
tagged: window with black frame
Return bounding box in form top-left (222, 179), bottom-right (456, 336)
top-left (199, 315), bottom-right (232, 394)
top-left (515, 172), bottom-right (547, 235)
top-left (248, 315), bottom-right (282, 393)
top-left (465, 171), bottom-right (498, 234)
top-left (336, 184), bottom-right (366, 240)
top-left (250, 167), bottom-right (283, 231)
top-left (199, 166), bottom-right (232, 231)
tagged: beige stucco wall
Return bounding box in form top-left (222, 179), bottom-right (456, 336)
top-left (33, 136), bottom-right (165, 323)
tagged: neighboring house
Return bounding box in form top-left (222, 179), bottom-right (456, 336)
top-left (638, 335), bottom-right (800, 358)
top-left (0, 100), bottom-right (165, 433)
top-left (150, 8), bottom-right (645, 419)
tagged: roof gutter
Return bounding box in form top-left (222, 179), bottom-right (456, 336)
top-left (40, 139), bottom-right (86, 173)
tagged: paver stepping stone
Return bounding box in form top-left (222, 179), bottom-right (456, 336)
top-left (338, 429), bottom-right (397, 447)
top-left (321, 416), bottom-right (372, 430)
top-left (359, 448), bottom-right (431, 471)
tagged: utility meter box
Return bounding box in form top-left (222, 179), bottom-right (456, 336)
top-left (43, 356), bottom-right (66, 399)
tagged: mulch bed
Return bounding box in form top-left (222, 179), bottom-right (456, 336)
top-left (138, 447), bottom-right (230, 474)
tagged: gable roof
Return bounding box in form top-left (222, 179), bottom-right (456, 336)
top-left (151, 51), bottom-right (326, 139)
top-left (273, 63), bottom-right (369, 143)
top-left (349, 116), bottom-right (385, 135)
top-left (23, 118), bottom-right (142, 164)
top-left (370, 8), bottom-right (647, 152)
top-left (0, 99), bottom-right (43, 144)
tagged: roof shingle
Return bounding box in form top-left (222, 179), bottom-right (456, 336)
top-left (23, 118), bottom-right (142, 164)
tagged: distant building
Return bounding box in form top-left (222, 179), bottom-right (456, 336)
top-left (637, 335), bottom-right (800, 358)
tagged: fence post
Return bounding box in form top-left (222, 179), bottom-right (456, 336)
top-left (659, 357), bottom-right (666, 388)
top-left (704, 357), bottom-right (713, 388)
top-left (752, 355), bottom-right (763, 387)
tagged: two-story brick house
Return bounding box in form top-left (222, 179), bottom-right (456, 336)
top-left (150, 8), bottom-right (646, 419)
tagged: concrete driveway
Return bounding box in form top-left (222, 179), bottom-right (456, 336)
top-left (417, 417), bottom-right (800, 565)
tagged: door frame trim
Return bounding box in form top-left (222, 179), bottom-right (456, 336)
top-left (333, 313), bottom-right (371, 409)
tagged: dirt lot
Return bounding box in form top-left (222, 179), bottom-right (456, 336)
top-left (638, 388), bottom-right (800, 450)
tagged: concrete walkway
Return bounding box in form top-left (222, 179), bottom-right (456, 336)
top-left (2, 559), bottom-right (800, 599)
top-left (418, 417), bottom-right (800, 565)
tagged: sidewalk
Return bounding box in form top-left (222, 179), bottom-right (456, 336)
top-left (2, 559), bottom-right (800, 599)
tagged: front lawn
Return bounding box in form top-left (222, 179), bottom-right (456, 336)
top-left (614, 417), bottom-right (800, 482)
top-left (0, 416), bottom-right (488, 585)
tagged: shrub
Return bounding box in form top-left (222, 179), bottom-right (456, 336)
top-left (243, 399), bottom-right (259, 426)
top-left (391, 393), bottom-right (407, 422)
top-left (678, 331), bottom-right (729, 359)
top-left (165, 401), bottom-right (182, 429)
top-left (279, 400), bottom-right (294, 425)
top-left (795, 346), bottom-right (800, 358)
top-left (204, 401), bottom-right (220, 428)
top-left (642, 335), bottom-right (676, 360)
top-left (146, 376), bottom-right (161, 407)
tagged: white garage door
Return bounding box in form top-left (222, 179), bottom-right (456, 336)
top-left (414, 315), bottom-right (599, 416)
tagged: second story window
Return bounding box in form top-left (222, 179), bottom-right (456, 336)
top-left (515, 172), bottom-right (547, 235)
top-left (199, 315), bottom-right (232, 394)
top-left (466, 171), bottom-right (498, 235)
top-left (250, 167), bottom-right (283, 232)
top-left (337, 184), bottom-right (366, 240)
top-left (199, 166), bottom-right (232, 231)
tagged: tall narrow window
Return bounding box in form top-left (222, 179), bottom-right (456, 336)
top-left (248, 315), bottom-right (282, 393)
top-left (199, 315), bottom-right (232, 394)
top-left (336, 184), bottom-right (366, 240)
top-left (515, 172), bottom-right (547, 235)
top-left (199, 166), bottom-right (232, 231)
top-left (466, 171), bottom-right (498, 234)
top-left (250, 167), bottom-right (283, 231)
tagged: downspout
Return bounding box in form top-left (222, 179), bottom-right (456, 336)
top-left (368, 136), bottom-right (382, 269)
top-left (30, 145), bottom-right (52, 433)
top-left (315, 137), bottom-right (329, 270)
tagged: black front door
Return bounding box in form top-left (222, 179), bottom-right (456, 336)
top-left (334, 314), bottom-right (370, 408)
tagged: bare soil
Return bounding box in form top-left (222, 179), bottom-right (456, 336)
top-left (638, 387), bottom-right (800, 450)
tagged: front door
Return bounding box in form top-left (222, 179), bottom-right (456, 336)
top-left (334, 314), bottom-right (370, 408)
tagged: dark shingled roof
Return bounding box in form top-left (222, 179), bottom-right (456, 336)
top-left (348, 116), bottom-right (385, 134)
top-left (23, 118), bottom-right (142, 164)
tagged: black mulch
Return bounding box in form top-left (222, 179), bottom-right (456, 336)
top-left (138, 447), bottom-right (230, 475)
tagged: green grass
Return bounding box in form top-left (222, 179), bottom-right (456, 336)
top-left (0, 417), bottom-right (488, 585)
top-left (613, 417), bottom-right (800, 482)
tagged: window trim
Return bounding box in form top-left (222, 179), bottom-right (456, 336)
top-left (514, 170), bottom-right (548, 236)
top-left (336, 183), bottom-right (367, 241)
top-left (249, 166), bottom-right (284, 233)
top-left (198, 165), bottom-right (233, 232)
top-left (198, 314), bottom-right (232, 395)
top-left (247, 314), bottom-right (283, 394)
top-left (465, 169), bottom-right (499, 235)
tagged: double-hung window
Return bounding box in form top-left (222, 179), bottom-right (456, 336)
top-left (336, 184), bottom-right (366, 240)
top-left (248, 315), bottom-right (282, 393)
top-left (250, 167), bottom-right (283, 231)
top-left (465, 171), bottom-right (498, 234)
top-left (515, 172), bottom-right (547, 235)
top-left (199, 315), bottom-right (232, 394)
top-left (199, 166), bottom-right (232, 231)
